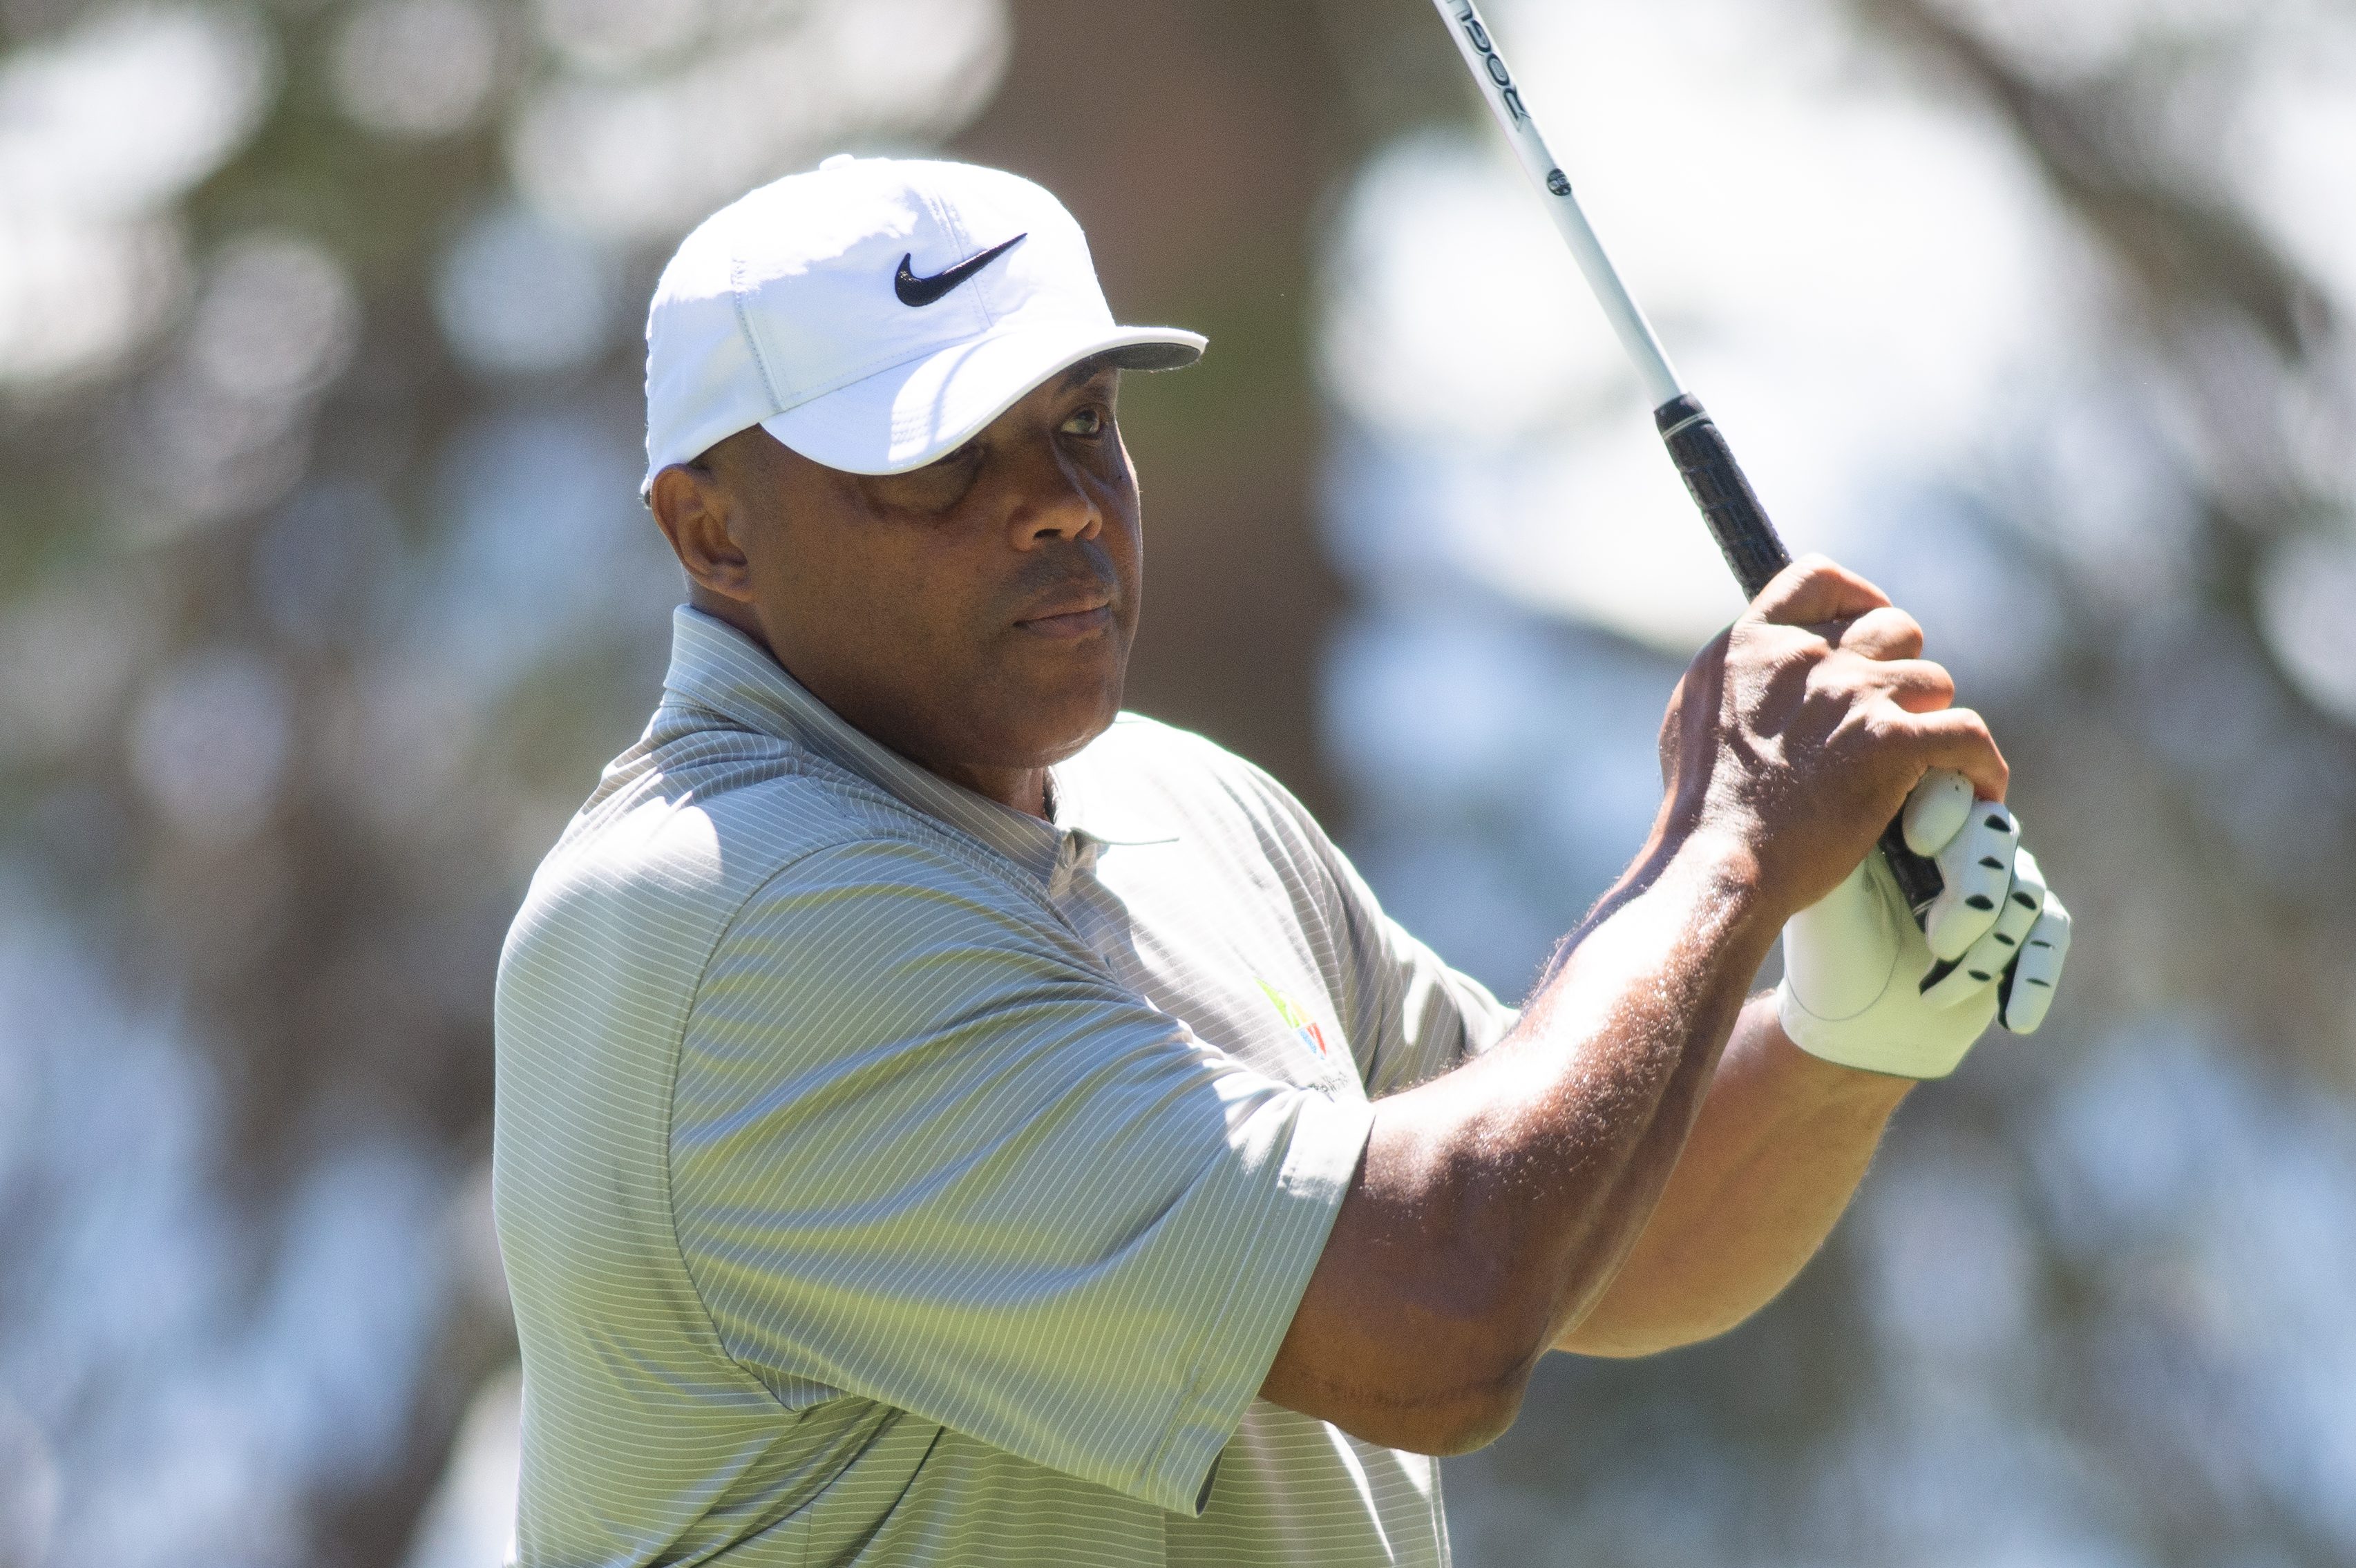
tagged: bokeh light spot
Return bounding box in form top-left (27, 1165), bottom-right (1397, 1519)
top-left (433, 204), bottom-right (618, 376)
top-left (127, 648), bottom-right (294, 843)
top-left (188, 233), bottom-right (361, 403)
top-left (2256, 524), bottom-right (2356, 725)
top-left (330, 0), bottom-right (499, 142)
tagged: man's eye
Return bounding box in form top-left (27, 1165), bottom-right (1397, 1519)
top-left (1062, 407), bottom-right (1105, 438)
top-left (871, 449), bottom-right (980, 513)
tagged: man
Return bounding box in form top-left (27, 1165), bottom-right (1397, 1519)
top-left (494, 156), bottom-right (2071, 1566)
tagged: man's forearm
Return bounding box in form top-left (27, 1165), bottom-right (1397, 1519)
top-left (1554, 993), bottom-right (1912, 1357)
top-left (1465, 838), bottom-right (1785, 1350)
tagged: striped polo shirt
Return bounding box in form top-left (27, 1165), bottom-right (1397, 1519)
top-left (494, 606), bottom-right (1517, 1566)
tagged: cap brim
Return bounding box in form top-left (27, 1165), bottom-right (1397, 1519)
top-left (760, 321), bottom-right (1206, 477)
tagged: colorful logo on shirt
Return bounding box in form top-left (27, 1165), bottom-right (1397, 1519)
top-left (1257, 978), bottom-right (1336, 1060)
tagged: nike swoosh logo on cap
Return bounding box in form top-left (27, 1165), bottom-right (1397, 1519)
top-left (894, 233), bottom-right (1027, 307)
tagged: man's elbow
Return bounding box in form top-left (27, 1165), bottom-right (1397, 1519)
top-left (1385, 1266), bottom-right (1584, 1452)
top-left (1270, 1272), bottom-right (1556, 1455)
top-left (1413, 1375), bottom-right (1530, 1456)
top-left (1340, 1360), bottom-right (1534, 1457)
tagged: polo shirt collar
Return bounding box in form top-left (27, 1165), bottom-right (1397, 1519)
top-left (661, 607), bottom-right (1170, 883)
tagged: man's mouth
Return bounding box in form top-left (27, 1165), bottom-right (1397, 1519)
top-left (1014, 590), bottom-right (1115, 638)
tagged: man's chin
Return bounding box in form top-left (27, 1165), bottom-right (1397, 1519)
top-left (1025, 696), bottom-right (1126, 768)
top-left (976, 679), bottom-right (1125, 770)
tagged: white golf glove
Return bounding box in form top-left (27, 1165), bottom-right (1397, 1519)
top-left (1777, 770), bottom-right (2073, 1079)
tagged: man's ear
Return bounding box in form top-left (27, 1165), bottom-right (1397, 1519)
top-left (649, 461), bottom-right (754, 604)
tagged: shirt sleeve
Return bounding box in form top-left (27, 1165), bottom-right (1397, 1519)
top-left (667, 836), bottom-right (1374, 1517)
top-left (1324, 844), bottom-right (1523, 1098)
top-left (1226, 759), bottom-right (1522, 1098)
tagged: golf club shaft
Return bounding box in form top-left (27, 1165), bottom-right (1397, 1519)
top-left (1430, 0), bottom-right (1944, 916)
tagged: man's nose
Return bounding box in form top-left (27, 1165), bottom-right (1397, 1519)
top-left (1005, 435), bottom-right (1103, 548)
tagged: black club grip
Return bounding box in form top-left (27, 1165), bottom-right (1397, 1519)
top-left (1651, 394), bottom-right (1946, 919)
top-left (1655, 393), bottom-right (1790, 597)
top-left (1877, 816), bottom-right (1943, 917)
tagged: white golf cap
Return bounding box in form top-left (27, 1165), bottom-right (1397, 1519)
top-left (641, 155), bottom-right (1206, 493)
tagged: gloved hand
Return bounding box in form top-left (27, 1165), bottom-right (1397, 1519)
top-left (1776, 769), bottom-right (2072, 1079)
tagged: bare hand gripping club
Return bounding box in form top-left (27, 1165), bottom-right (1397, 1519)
top-left (1428, 0), bottom-right (1947, 917)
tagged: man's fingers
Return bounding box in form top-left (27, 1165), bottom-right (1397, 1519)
top-left (1923, 846), bottom-right (2046, 1006)
top-left (1750, 554), bottom-right (1891, 629)
top-left (1896, 706), bottom-right (2008, 803)
top-left (1834, 604), bottom-right (1925, 662)
top-left (1999, 891), bottom-right (2071, 1033)
top-left (1869, 658), bottom-right (1958, 714)
top-left (1996, 846), bottom-right (2049, 946)
top-left (1901, 769), bottom-right (1975, 856)
top-left (1923, 801), bottom-right (2021, 960)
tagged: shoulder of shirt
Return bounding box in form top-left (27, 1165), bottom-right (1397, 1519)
top-left (1093, 711), bottom-right (1311, 807)
top-left (517, 711), bottom-right (1028, 939)
top-left (1087, 712), bottom-right (1331, 849)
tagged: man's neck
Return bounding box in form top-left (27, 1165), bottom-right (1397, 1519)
top-left (685, 589), bottom-right (1055, 821)
top-left (927, 761), bottom-right (1052, 821)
